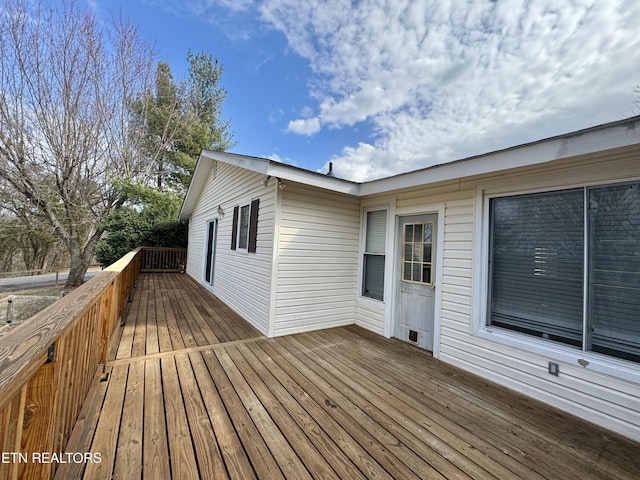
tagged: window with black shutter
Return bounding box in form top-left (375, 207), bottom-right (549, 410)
top-left (231, 199), bottom-right (259, 253)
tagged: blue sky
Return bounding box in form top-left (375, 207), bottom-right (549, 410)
top-left (92, 0), bottom-right (640, 181)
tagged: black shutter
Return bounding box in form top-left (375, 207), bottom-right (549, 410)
top-left (231, 205), bottom-right (239, 250)
top-left (248, 199), bottom-right (259, 253)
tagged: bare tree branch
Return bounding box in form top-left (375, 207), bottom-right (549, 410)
top-left (0, 0), bottom-right (156, 286)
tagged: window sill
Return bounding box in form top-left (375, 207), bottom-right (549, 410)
top-left (475, 326), bottom-right (640, 386)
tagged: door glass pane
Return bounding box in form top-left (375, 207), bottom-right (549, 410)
top-left (404, 225), bottom-right (413, 242)
top-left (424, 223), bottom-right (433, 243)
top-left (414, 224), bottom-right (423, 243)
top-left (402, 221), bottom-right (435, 284)
top-left (403, 262), bottom-right (412, 281)
top-left (412, 244), bottom-right (421, 262)
top-left (423, 266), bottom-right (431, 283)
top-left (205, 221), bottom-right (216, 283)
top-left (423, 245), bottom-right (432, 263)
top-left (412, 265), bottom-right (420, 282)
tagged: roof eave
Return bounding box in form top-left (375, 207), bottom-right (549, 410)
top-left (360, 115), bottom-right (640, 196)
top-left (178, 150), bottom-right (359, 221)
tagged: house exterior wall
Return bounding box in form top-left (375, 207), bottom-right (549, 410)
top-left (363, 149), bottom-right (640, 442)
top-left (272, 183), bottom-right (360, 336)
top-left (354, 297), bottom-right (386, 335)
top-left (186, 161), bottom-right (275, 335)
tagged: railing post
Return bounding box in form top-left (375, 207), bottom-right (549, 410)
top-left (19, 354), bottom-right (61, 479)
top-left (6, 296), bottom-right (14, 325)
top-left (0, 247), bottom-right (150, 479)
top-left (100, 277), bottom-right (119, 365)
top-left (0, 387), bottom-right (27, 480)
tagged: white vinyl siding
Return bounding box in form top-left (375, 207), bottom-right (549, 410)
top-left (363, 150), bottom-right (640, 442)
top-left (461, 152), bottom-right (640, 442)
top-left (182, 138), bottom-right (640, 442)
top-left (187, 161), bottom-right (275, 335)
top-left (273, 184), bottom-right (359, 336)
top-left (354, 299), bottom-right (385, 334)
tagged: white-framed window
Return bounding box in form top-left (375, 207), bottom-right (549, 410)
top-left (231, 199), bottom-right (259, 253)
top-left (486, 181), bottom-right (640, 364)
top-left (362, 209), bottom-right (387, 301)
top-left (237, 203), bottom-right (250, 251)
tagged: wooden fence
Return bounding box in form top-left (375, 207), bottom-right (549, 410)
top-left (0, 247), bottom-right (185, 479)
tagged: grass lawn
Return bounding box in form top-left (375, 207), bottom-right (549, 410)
top-left (0, 286), bottom-right (65, 326)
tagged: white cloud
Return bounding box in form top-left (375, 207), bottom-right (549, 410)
top-left (146, 0), bottom-right (257, 40)
top-left (147, 0), bottom-right (254, 14)
top-left (261, 0), bottom-right (640, 180)
top-left (287, 117), bottom-right (321, 136)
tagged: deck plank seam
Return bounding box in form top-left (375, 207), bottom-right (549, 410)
top-left (106, 336), bottom-right (267, 366)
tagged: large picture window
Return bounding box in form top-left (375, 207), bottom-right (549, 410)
top-left (362, 209), bottom-right (386, 301)
top-left (488, 182), bottom-right (640, 363)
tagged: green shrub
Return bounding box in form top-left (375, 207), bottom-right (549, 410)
top-left (96, 208), bottom-right (188, 267)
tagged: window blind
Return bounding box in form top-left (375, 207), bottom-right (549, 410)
top-left (489, 190), bottom-right (584, 346)
top-left (365, 210), bottom-right (386, 253)
top-left (363, 210), bottom-right (386, 301)
top-left (588, 183), bottom-right (640, 361)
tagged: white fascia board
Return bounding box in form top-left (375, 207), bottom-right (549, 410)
top-left (179, 151), bottom-right (272, 221)
top-left (178, 150), bottom-right (360, 220)
top-left (204, 150), bottom-right (271, 174)
top-left (180, 116), bottom-right (640, 219)
top-left (360, 116), bottom-right (640, 196)
top-left (178, 153), bottom-right (215, 221)
top-left (266, 162), bottom-right (360, 195)
top-left (209, 150), bottom-right (359, 194)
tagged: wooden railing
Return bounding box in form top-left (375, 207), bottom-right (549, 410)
top-left (140, 247), bottom-right (187, 273)
top-left (0, 247), bottom-right (185, 479)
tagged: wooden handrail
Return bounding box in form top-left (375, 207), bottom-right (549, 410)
top-left (0, 247), bottom-right (183, 478)
top-left (139, 246), bottom-right (187, 272)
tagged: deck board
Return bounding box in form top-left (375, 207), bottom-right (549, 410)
top-left (59, 273), bottom-right (640, 480)
top-left (114, 360), bottom-right (143, 480)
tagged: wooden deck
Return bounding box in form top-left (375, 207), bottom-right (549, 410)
top-left (57, 273), bottom-right (640, 479)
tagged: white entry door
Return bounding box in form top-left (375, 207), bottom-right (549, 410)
top-left (396, 214), bottom-right (437, 351)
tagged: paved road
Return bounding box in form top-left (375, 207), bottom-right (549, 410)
top-left (0, 269), bottom-right (101, 292)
